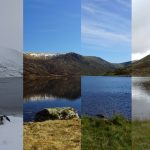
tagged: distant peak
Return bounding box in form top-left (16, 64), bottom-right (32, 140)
top-left (65, 52), bottom-right (82, 57)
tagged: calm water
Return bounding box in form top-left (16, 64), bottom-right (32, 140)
top-left (132, 77), bottom-right (150, 120)
top-left (24, 76), bottom-right (150, 122)
top-left (0, 77), bottom-right (23, 115)
top-left (24, 77), bottom-right (81, 122)
top-left (82, 76), bottom-right (131, 119)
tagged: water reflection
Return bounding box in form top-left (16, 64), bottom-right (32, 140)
top-left (132, 77), bottom-right (150, 120)
top-left (81, 76), bottom-right (131, 119)
top-left (23, 77), bottom-right (81, 122)
top-left (24, 77), bottom-right (81, 100)
top-left (0, 77), bottom-right (23, 115)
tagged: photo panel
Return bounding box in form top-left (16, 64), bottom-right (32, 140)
top-left (23, 0), bottom-right (81, 149)
top-left (132, 0), bottom-right (150, 149)
top-left (0, 0), bottom-right (23, 150)
top-left (81, 0), bottom-right (132, 149)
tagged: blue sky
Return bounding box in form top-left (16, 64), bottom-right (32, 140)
top-left (82, 0), bottom-right (131, 63)
top-left (24, 0), bottom-right (131, 63)
top-left (24, 0), bottom-right (80, 53)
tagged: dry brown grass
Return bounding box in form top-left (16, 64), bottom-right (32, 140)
top-left (24, 119), bottom-right (81, 150)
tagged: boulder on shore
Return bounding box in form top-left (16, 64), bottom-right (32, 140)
top-left (35, 107), bottom-right (79, 121)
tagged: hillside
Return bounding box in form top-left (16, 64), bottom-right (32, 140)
top-left (107, 55), bottom-right (150, 76)
top-left (24, 52), bottom-right (121, 77)
top-left (132, 55), bottom-right (150, 76)
top-left (0, 47), bottom-right (23, 78)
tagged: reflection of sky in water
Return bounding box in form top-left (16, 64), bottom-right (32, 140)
top-left (132, 77), bottom-right (150, 120)
top-left (24, 95), bottom-right (59, 101)
top-left (82, 76), bottom-right (131, 119)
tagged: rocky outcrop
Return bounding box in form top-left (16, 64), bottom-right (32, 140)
top-left (35, 107), bottom-right (79, 122)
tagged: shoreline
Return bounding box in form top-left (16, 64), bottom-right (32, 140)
top-left (24, 115), bottom-right (150, 149)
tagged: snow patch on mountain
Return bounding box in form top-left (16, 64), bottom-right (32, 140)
top-left (0, 47), bottom-right (23, 78)
top-left (26, 52), bottom-right (60, 58)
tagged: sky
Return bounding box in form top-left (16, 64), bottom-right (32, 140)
top-left (0, 0), bottom-right (23, 51)
top-left (82, 0), bottom-right (131, 63)
top-left (132, 0), bottom-right (150, 60)
top-left (24, 0), bottom-right (131, 63)
top-left (24, 0), bottom-right (80, 54)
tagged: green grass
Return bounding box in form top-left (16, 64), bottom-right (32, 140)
top-left (132, 120), bottom-right (150, 150)
top-left (81, 115), bottom-right (131, 150)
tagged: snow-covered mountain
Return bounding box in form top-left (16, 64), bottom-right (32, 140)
top-left (26, 52), bottom-right (60, 58)
top-left (0, 47), bottom-right (23, 78)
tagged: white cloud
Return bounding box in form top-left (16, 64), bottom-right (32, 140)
top-left (82, 3), bottom-right (96, 14)
top-left (132, 50), bottom-right (150, 61)
top-left (132, 0), bottom-right (150, 60)
top-left (82, 23), bottom-right (130, 44)
top-left (82, 0), bottom-right (131, 52)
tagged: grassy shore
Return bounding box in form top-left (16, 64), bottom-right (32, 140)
top-left (82, 115), bottom-right (132, 150)
top-left (132, 120), bottom-right (150, 150)
top-left (24, 116), bottom-right (150, 150)
top-left (24, 119), bottom-right (81, 150)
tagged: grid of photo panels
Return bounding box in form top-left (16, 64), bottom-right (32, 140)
top-left (0, 0), bottom-right (150, 150)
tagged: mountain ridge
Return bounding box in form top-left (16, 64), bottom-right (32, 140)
top-left (24, 52), bottom-right (131, 77)
top-left (107, 54), bottom-right (150, 76)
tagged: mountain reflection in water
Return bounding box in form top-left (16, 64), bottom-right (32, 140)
top-left (23, 77), bottom-right (81, 122)
top-left (24, 77), bottom-right (81, 101)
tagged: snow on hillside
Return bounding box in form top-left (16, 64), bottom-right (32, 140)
top-left (0, 116), bottom-right (23, 150)
top-left (26, 52), bottom-right (60, 58)
top-left (0, 47), bottom-right (23, 78)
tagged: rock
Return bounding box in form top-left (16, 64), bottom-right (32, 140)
top-left (0, 115), bottom-right (10, 125)
top-left (35, 107), bottom-right (79, 122)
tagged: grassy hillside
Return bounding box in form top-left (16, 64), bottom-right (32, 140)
top-left (132, 55), bottom-right (150, 76)
top-left (104, 66), bottom-right (132, 76)
top-left (106, 55), bottom-right (150, 76)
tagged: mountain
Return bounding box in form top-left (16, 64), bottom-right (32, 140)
top-left (113, 61), bottom-right (132, 69)
top-left (132, 55), bottom-right (150, 76)
top-left (0, 47), bottom-right (23, 78)
top-left (24, 52), bottom-right (125, 77)
top-left (108, 55), bottom-right (150, 76)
